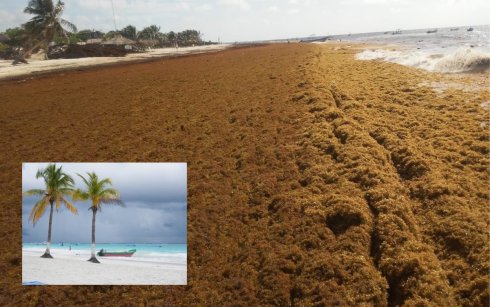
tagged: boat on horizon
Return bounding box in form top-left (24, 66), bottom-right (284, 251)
top-left (391, 29), bottom-right (402, 35)
top-left (427, 29), bottom-right (438, 34)
top-left (467, 27), bottom-right (474, 32)
top-left (97, 249), bottom-right (136, 257)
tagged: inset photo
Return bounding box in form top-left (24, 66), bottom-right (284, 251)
top-left (22, 162), bottom-right (187, 285)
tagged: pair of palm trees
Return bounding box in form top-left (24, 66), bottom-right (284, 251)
top-left (24, 164), bottom-right (124, 263)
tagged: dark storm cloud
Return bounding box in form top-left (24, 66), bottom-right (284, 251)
top-left (22, 163), bottom-right (187, 244)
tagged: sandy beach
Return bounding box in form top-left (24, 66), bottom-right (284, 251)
top-left (22, 248), bottom-right (186, 285)
top-left (0, 44), bottom-right (230, 80)
top-left (3, 43), bottom-right (489, 305)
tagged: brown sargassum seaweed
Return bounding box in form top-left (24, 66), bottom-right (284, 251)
top-left (0, 43), bottom-right (488, 306)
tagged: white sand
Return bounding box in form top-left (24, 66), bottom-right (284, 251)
top-left (22, 248), bottom-right (187, 285)
top-left (0, 44), bottom-right (230, 80)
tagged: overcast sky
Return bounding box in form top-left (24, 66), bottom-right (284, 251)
top-left (22, 163), bottom-right (187, 244)
top-left (1, 0), bottom-right (488, 42)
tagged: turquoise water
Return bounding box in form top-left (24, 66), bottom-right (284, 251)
top-left (23, 243), bottom-right (186, 254)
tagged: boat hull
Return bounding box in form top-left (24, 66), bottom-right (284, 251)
top-left (97, 249), bottom-right (136, 257)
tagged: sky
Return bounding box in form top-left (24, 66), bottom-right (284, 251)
top-left (22, 163), bottom-right (187, 244)
top-left (0, 0), bottom-right (489, 42)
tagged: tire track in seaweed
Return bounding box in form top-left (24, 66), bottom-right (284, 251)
top-left (295, 46), bottom-right (457, 306)
top-left (252, 49), bottom-right (390, 306)
top-left (368, 113), bottom-right (489, 306)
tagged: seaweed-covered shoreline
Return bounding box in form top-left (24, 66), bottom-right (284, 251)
top-left (1, 43), bottom-right (488, 306)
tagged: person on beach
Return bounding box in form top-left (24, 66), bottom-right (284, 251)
top-left (69, 245), bottom-right (71, 251)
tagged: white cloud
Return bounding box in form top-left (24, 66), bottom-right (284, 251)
top-left (267, 6), bottom-right (278, 12)
top-left (218, 0), bottom-right (251, 10)
top-left (0, 9), bottom-right (29, 27)
top-left (363, 0), bottom-right (407, 4)
top-left (0, 10), bottom-right (16, 23)
top-left (77, 0), bottom-right (116, 10)
top-left (194, 4), bottom-right (213, 11)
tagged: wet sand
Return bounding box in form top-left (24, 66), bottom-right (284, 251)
top-left (2, 43), bottom-right (489, 305)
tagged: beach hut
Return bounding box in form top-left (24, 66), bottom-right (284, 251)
top-left (101, 36), bottom-right (136, 50)
top-left (0, 34), bottom-right (10, 43)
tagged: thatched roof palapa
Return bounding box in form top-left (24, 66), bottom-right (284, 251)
top-left (86, 38), bottom-right (103, 44)
top-left (101, 36), bottom-right (135, 46)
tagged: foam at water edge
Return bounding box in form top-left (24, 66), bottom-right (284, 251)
top-left (356, 47), bottom-right (490, 73)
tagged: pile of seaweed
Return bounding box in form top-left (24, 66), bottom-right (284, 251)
top-left (48, 44), bottom-right (131, 59)
top-left (0, 44), bottom-right (488, 306)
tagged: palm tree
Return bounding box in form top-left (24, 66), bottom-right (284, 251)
top-left (22, 0), bottom-right (77, 59)
top-left (74, 172), bottom-right (124, 263)
top-left (24, 164), bottom-right (77, 258)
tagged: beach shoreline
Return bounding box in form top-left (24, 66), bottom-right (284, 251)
top-left (22, 248), bottom-right (187, 285)
top-left (0, 44), bottom-right (231, 82)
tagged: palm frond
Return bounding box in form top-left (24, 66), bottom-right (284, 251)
top-left (77, 172), bottom-right (125, 211)
top-left (54, 0), bottom-right (64, 16)
top-left (101, 187), bottom-right (119, 197)
top-left (35, 167), bottom-right (46, 179)
top-left (59, 187), bottom-right (74, 195)
top-left (77, 173), bottom-right (90, 188)
top-left (23, 189), bottom-right (46, 196)
top-left (98, 178), bottom-right (112, 187)
top-left (100, 198), bottom-right (126, 207)
top-left (59, 19), bottom-right (76, 33)
top-left (62, 197), bottom-right (78, 214)
top-left (72, 189), bottom-right (89, 201)
top-left (28, 196), bottom-right (49, 225)
top-left (55, 193), bottom-right (61, 210)
top-left (25, 163), bottom-right (76, 223)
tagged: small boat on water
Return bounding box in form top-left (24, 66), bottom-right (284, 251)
top-left (392, 29), bottom-right (402, 35)
top-left (467, 27), bottom-right (474, 32)
top-left (427, 29), bottom-right (438, 34)
top-left (97, 249), bottom-right (136, 257)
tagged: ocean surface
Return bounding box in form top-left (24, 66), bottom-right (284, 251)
top-left (23, 243), bottom-right (187, 263)
top-left (333, 25), bottom-right (490, 73)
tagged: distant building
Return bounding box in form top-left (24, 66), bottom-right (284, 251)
top-left (101, 36), bottom-right (136, 46)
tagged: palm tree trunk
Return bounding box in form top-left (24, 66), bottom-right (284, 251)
top-left (41, 201), bottom-right (54, 258)
top-left (87, 208), bottom-right (100, 263)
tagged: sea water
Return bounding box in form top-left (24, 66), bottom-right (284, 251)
top-left (334, 25), bottom-right (490, 73)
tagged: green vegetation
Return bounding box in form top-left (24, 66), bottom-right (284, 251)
top-left (0, 0), bottom-right (213, 60)
top-left (22, 0), bottom-right (77, 59)
top-left (4, 27), bottom-right (29, 46)
top-left (23, 164), bottom-right (77, 258)
top-left (113, 24), bottom-right (205, 47)
top-left (73, 173), bottom-right (125, 263)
